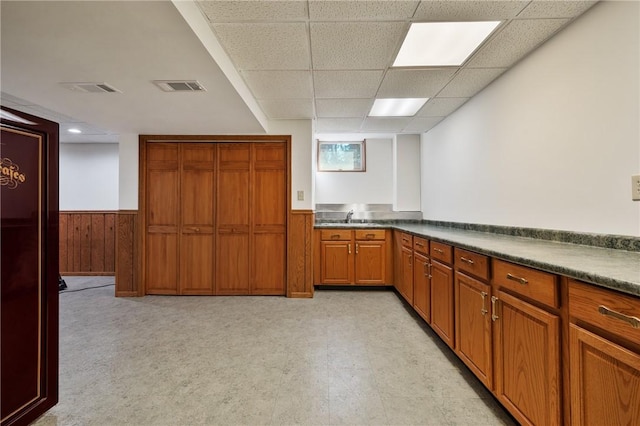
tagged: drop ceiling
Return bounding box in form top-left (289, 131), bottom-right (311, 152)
top-left (1, 1), bottom-right (598, 142)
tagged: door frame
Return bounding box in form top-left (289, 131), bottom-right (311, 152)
top-left (138, 135), bottom-right (291, 296)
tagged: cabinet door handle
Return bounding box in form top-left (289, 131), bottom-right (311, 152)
top-left (480, 292), bottom-right (488, 316)
top-left (491, 296), bottom-right (499, 322)
top-left (348, 243), bottom-right (351, 254)
top-left (433, 247), bottom-right (444, 254)
top-left (598, 305), bottom-right (640, 329)
top-left (506, 273), bottom-right (528, 285)
top-left (409, 255), bottom-right (412, 266)
top-left (428, 263), bottom-right (432, 279)
top-left (423, 262), bottom-right (428, 277)
top-left (355, 243), bottom-right (359, 254)
top-left (460, 256), bottom-right (474, 265)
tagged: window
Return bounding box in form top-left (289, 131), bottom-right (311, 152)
top-left (317, 140), bottom-right (366, 172)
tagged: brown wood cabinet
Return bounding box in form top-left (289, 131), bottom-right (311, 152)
top-left (568, 280), bottom-right (640, 425)
top-left (142, 140), bottom-right (287, 296)
top-left (318, 229), bottom-right (390, 286)
top-left (454, 248), bottom-right (492, 388)
top-left (492, 260), bottom-right (562, 426)
top-left (393, 232), bottom-right (414, 303)
top-left (413, 251), bottom-right (431, 323)
top-left (430, 242), bottom-right (454, 349)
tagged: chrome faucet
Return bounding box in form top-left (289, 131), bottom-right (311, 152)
top-left (345, 209), bottom-right (354, 223)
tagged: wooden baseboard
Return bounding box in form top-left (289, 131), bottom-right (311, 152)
top-left (60, 272), bottom-right (114, 276)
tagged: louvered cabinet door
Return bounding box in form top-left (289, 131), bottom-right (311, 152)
top-left (146, 143), bottom-right (180, 294)
top-left (216, 144), bottom-right (250, 295)
top-left (252, 143), bottom-right (286, 295)
top-left (180, 144), bottom-right (215, 295)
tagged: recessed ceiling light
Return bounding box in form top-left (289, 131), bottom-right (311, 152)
top-left (369, 98), bottom-right (429, 117)
top-left (68, 128), bottom-right (82, 134)
top-left (393, 21), bottom-right (500, 67)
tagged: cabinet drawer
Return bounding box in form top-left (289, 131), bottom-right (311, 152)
top-left (400, 232), bottom-right (413, 248)
top-left (355, 229), bottom-right (385, 241)
top-left (569, 280), bottom-right (640, 346)
top-left (430, 241), bottom-right (452, 265)
top-left (454, 248), bottom-right (489, 281)
top-left (413, 237), bottom-right (429, 256)
top-left (320, 229), bottom-right (352, 241)
top-left (492, 259), bottom-right (559, 308)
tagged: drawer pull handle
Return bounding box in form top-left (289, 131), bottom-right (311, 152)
top-left (433, 248), bottom-right (444, 254)
top-left (331, 234), bottom-right (341, 239)
top-left (491, 296), bottom-right (499, 322)
top-left (416, 242), bottom-right (424, 247)
top-left (366, 233), bottom-right (375, 238)
top-left (460, 256), bottom-right (474, 265)
top-left (598, 305), bottom-right (640, 329)
top-left (480, 291), bottom-right (488, 316)
top-left (506, 273), bottom-right (528, 285)
top-left (348, 244), bottom-right (351, 254)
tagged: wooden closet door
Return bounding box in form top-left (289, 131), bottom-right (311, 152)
top-left (252, 143), bottom-right (286, 295)
top-left (180, 144), bottom-right (215, 295)
top-left (146, 143), bottom-right (180, 294)
top-left (216, 144), bottom-right (250, 295)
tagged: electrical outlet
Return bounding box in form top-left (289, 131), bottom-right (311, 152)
top-left (633, 174), bottom-right (640, 201)
top-left (297, 190), bottom-right (304, 201)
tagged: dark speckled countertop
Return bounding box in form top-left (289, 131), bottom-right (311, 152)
top-left (315, 222), bottom-right (640, 297)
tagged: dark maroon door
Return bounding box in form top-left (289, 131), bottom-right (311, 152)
top-left (1, 107), bottom-right (59, 426)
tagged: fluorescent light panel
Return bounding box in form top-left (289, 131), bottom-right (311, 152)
top-left (394, 21), bottom-right (500, 67)
top-left (369, 98), bottom-right (428, 117)
top-left (68, 128), bottom-right (82, 134)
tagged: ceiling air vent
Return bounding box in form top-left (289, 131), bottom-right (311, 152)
top-left (60, 82), bottom-right (121, 93)
top-left (153, 80), bottom-right (206, 92)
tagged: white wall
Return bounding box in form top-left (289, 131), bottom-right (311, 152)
top-left (268, 119), bottom-right (313, 210)
top-left (421, 1), bottom-right (640, 236)
top-left (394, 134), bottom-right (421, 211)
top-left (315, 137), bottom-right (393, 204)
top-left (60, 143), bottom-right (119, 210)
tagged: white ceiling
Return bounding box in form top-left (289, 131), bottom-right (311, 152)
top-left (1, 1), bottom-right (598, 142)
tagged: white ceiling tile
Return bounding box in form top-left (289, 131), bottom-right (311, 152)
top-left (403, 116), bottom-right (445, 132)
top-left (309, 1), bottom-right (419, 21)
top-left (316, 98), bottom-right (373, 118)
top-left (438, 68), bottom-right (506, 97)
top-left (212, 23), bottom-right (310, 70)
top-left (517, 1), bottom-right (598, 19)
top-left (242, 71), bottom-right (312, 99)
top-left (361, 117), bottom-right (412, 132)
top-left (198, 1), bottom-right (308, 22)
top-left (258, 99), bottom-right (313, 119)
top-left (316, 118), bottom-right (364, 132)
top-left (311, 22), bottom-right (406, 70)
top-left (412, 1), bottom-right (530, 21)
top-left (314, 71), bottom-right (384, 98)
top-left (418, 97), bottom-right (468, 117)
top-left (377, 69), bottom-right (457, 98)
top-left (467, 19), bottom-right (569, 68)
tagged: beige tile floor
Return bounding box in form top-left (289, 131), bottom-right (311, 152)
top-left (35, 278), bottom-right (517, 425)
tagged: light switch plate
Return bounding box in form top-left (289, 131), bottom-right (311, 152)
top-left (632, 174), bottom-right (640, 201)
top-left (297, 190), bottom-right (304, 201)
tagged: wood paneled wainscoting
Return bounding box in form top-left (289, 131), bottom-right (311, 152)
top-left (115, 210), bottom-right (139, 297)
top-left (60, 211), bottom-right (116, 275)
top-left (287, 210), bottom-right (314, 298)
